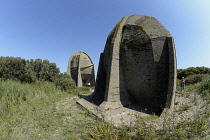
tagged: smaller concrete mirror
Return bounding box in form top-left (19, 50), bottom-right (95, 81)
top-left (67, 51), bottom-right (95, 87)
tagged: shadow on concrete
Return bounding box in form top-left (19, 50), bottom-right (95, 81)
top-left (119, 34), bottom-right (170, 116)
top-left (79, 94), bottom-right (104, 106)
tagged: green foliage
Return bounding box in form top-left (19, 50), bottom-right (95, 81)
top-left (0, 57), bottom-right (26, 82)
top-left (0, 79), bottom-right (209, 139)
top-left (162, 117), bottom-right (208, 139)
top-left (197, 79), bottom-right (210, 100)
top-left (85, 115), bottom-right (208, 140)
top-left (176, 79), bottom-right (181, 89)
top-left (184, 83), bottom-right (199, 92)
top-left (79, 87), bottom-right (91, 91)
top-left (85, 121), bottom-right (131, 140)
top-left (0, 56), bottom-right (76, 92)
top-left (185, 74), bottom-right (209, 85)
top-left (54, 73), bottom-right (76, 91)
top-left (0, 80), bottom-right (96, 139)
top-left (1, 63), bottom-right (209, 139)
top-left (134, 116), bottom-right (157, 140)
top-left (0, 56), bottom-right (60, 83)
top-left (198, 79), bottom-right (210, 92)
top-left (0, 80), bottom-right (61, 116)
top-left (177, 67), bottom-right (210, 79)
top-left (177, 74), bottom-right (210, 100)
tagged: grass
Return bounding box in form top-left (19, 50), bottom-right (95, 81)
top-left (0, 80), bottom-right (96, 139)
top-left (85, 113), bottom-right (209, 140)
top-left (0, 80), bottom-right (61, 115)
top-left (0, 77), bottom-right (209, 139)
top-left (84, 75), bottom-right (210, 140)
top-left (185, 74), bottom-right (210, 85)
top-left (178, 105), bottom-right (191, 111)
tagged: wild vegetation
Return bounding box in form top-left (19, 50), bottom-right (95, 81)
top-left (0, 80), bottom-right (96, 139)
top-left (177, 66), bottom-right (210, 79)
top-left (0, 56), bottom-right (75, 91)
top-left (84, 72), bottom-right (210, 140)
top-left (0, 59), bottom-right (209, 139)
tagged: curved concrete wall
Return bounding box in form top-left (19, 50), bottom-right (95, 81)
top-left (67, 51), bottom-right (95, 87)
top-left (92, 15), bottom-right (177, 115)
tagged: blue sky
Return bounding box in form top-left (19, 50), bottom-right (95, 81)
top-left (0, 0), bottom-right (210, 73)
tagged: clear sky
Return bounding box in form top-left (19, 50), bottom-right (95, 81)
top-left (0, 0), bottom-right (210, 73)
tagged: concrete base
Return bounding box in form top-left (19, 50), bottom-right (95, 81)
top-left (77, 98), bottom-right (152, 126)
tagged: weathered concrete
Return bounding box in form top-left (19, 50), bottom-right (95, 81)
top-left (78, 15), bottom-right (177, 125)
top-left (67, 51), bottom-right (95, 87)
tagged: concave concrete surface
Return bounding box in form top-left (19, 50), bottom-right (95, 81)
top-left (67, 51), bottom-right (95, 87)
top-left (77, 14), bottom-right (177, 126)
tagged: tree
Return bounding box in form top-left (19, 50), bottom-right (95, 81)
top-left (177, 67), bottom-right (210, 79)
top-left (0, 56), bottom-right (75, 91)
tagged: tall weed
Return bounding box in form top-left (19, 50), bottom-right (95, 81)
top-left (84, 121), bottom-right (131, 140)
top-left (0, 80), bottom-right (61, 116)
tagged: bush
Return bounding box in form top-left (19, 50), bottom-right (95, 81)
top-left (197, 79), bottom-right (210, 100)
top-left (54, 73), bottom-right (75, 91)
top-left (185, 74), bottom-right (209, 85)
top-left (177, 67), bottom-right (210, 79)
top-left (198, 79), bottom-right (210, 92)
top-left (168, 117), bottom-right (207, 139)
top-left (84, 121), bottom-right (131, 140)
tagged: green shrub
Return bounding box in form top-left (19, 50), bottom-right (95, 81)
top-left (85, 121), bottom-right (118, 140)
top-left (197, 79), bottom-right (210, 100)
top-left (134, 116), bottom-right (157, 140)
top-left (168, 117), bottom-right (207, 139)
top-left (185, 74), bottom-right (209, 85)
top-left (177, 67), bottom-right (210, 79)
top-left (84, 121), bottom-right (131, 140)
top-left (185, 83), bottom-right (199, 92)
top-left (85, 112), bottom-right (209, 140)
top-left (198, 79), bottom-right (210, 91)
top-left (79, 87), bottom-right (91, 91)
top-left (67, 89), bottom-right (80, 95)
top-left (54, 73), bottom-right (75, 91)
